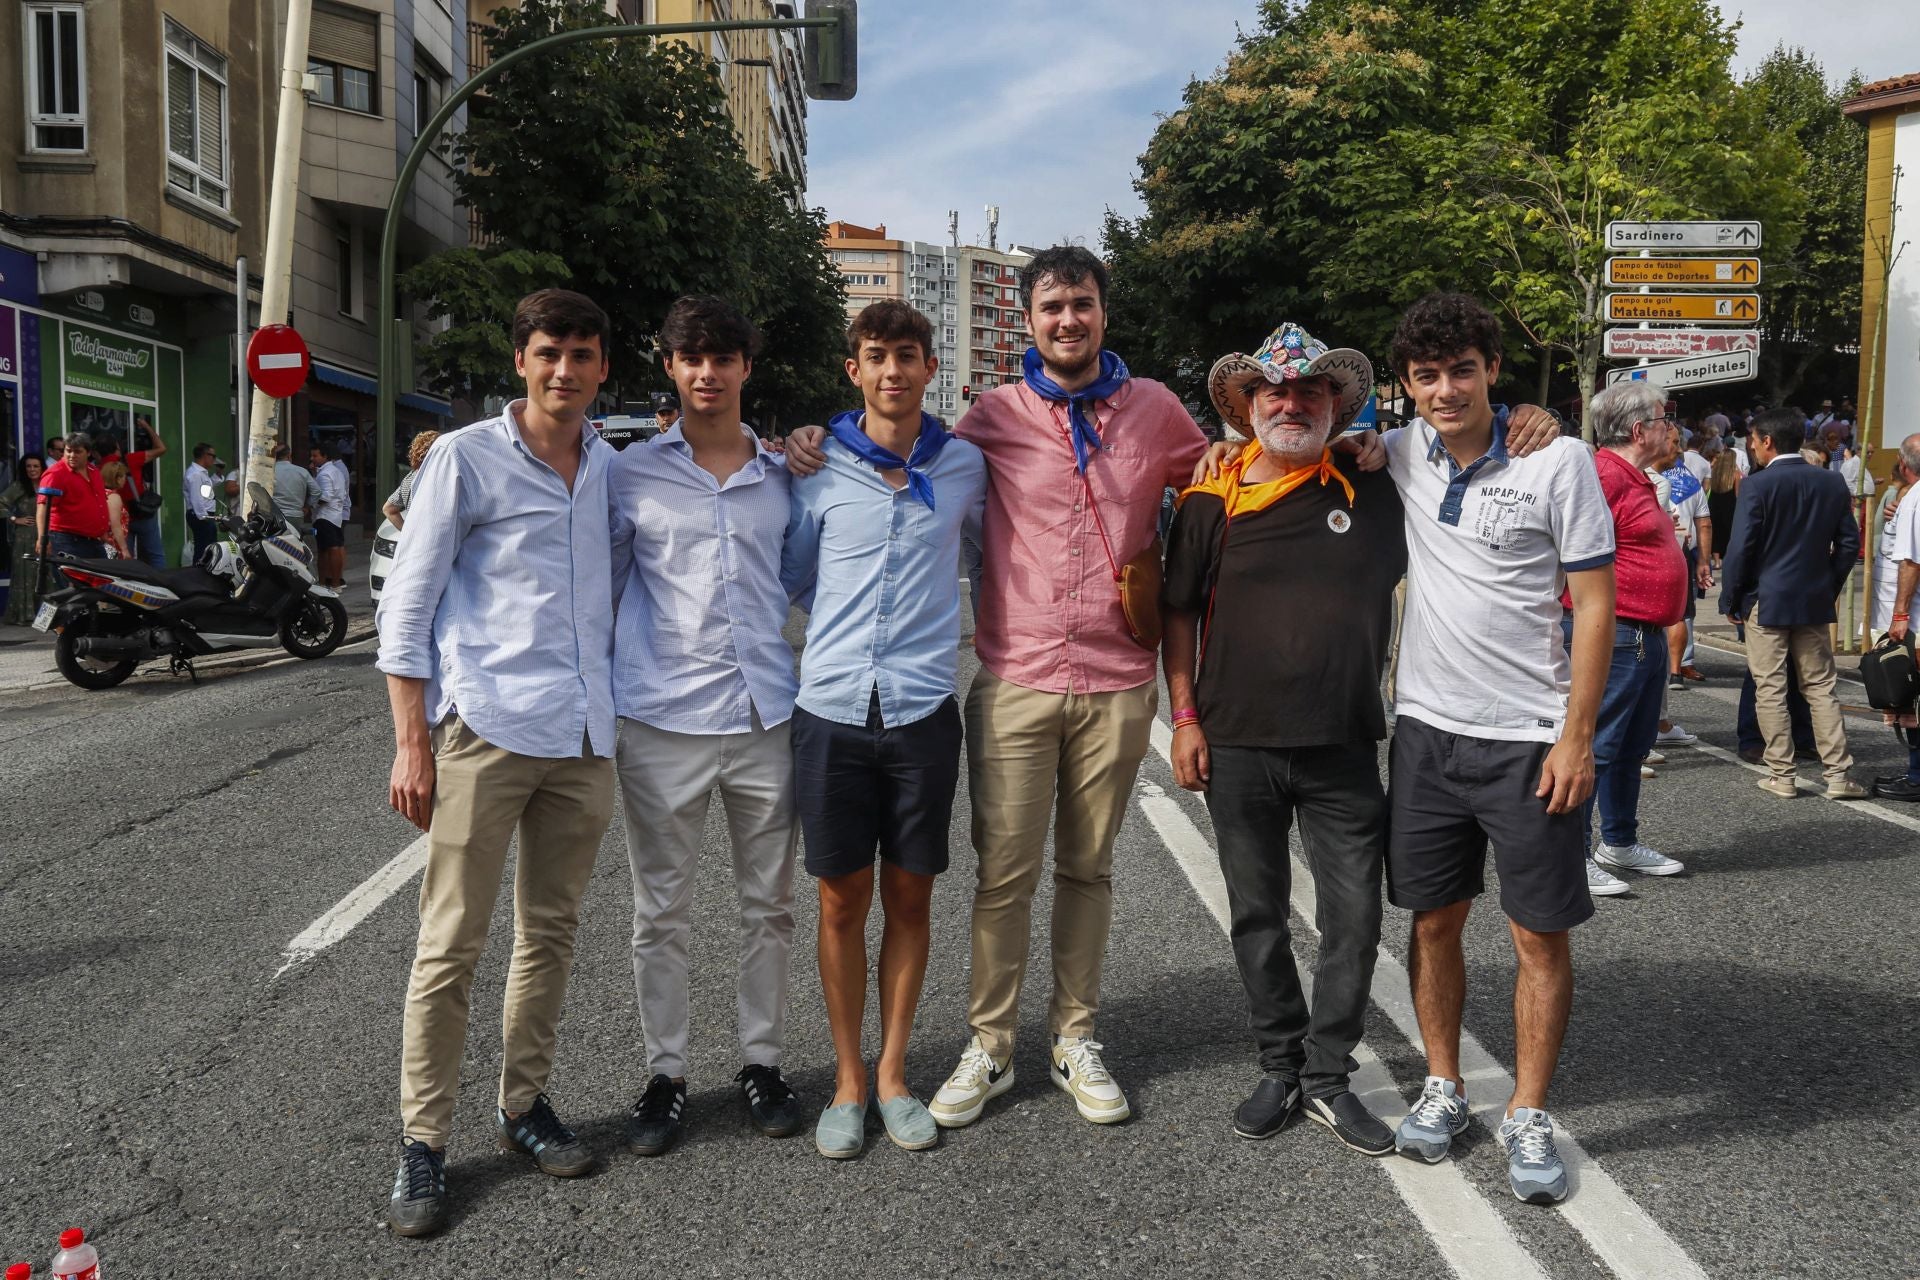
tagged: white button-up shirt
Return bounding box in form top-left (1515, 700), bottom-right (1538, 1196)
top-left (375, 402), bottom-right (616, 759)
top-left (608, 425), bottom-right (797, 733)
top-left (184, 461), bottom-right (215, 518)
top-left (315, 458), bottom-right (351, 524)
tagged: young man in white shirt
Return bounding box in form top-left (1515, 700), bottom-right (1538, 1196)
top-left (308, 441), bottom-right (352, 588)
top-left (1380, 293), bottom-right (1616, 1207)
top-left (377, 288), bottom-right (620, 1237)
top-left (612, 296), bottom-right (805, 1157)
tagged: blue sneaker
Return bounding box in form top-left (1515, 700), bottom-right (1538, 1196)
top-left (388, 1138), bottom-right (448, 1238)
top-left (1395, 1075), bottom-right (1470, 1163)
top-left (1497, 1107), bottom-right (1570, 1204)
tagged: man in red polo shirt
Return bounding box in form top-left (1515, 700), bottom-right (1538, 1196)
top-left (35, 436), bottom-right (112, 562)
top-left (1570, 382), bottom-right (1689, 896)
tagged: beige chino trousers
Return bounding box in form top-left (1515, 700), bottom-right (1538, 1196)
top-left (1743, 621), bottom-right (1854, 782)
top-left (399, 717), bottom-right (614, 1147)
top-left (964, 667), bottom-right (1157, 1059)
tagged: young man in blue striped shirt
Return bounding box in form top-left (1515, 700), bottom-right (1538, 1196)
top-left (780, 300), bottom-right (987, 1157)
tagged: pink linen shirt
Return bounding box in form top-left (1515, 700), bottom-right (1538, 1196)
top-left (957, 376), bottom-right (1208, 694)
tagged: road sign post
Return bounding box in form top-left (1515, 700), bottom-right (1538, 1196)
top-left (1603, 349), bottom-right (1756, 392)
top-left (1603, 257), bottom-right (1761, 288)
top-left (1604, 293), bottom-right (1760, 324)
top-left (1606, 221), bottom-right (1762, 251)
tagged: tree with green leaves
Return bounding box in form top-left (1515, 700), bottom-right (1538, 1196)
top-left (402, 0), bottom-right (847, 428)
top-left (1746, 47), bottom-right (1866, 405)
top-left (1106, 0), bottom-right (1809, 431)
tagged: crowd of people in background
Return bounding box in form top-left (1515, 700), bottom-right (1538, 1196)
top-left (0, 429), bottom-right (391, 619)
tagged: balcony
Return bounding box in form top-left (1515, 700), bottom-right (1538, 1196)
top-left (468, 22), bottom-right (492, 73)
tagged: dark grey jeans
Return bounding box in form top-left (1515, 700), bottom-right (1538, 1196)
top-left (1204, 741), bottom-right (1386, 1097)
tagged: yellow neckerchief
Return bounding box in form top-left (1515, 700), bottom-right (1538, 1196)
top-left (1179, 439), bottom-right (1356, 517)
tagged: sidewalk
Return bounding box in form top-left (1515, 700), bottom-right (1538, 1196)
top-left (0, 533), bottom-right (377, 692)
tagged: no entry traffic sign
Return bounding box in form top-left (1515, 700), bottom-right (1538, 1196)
top-left (246, 324), bottom-right (312, 398)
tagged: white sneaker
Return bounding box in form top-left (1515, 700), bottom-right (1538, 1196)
top-left (1640, 764), bottom-right (1657, 779)
top-left (1595, 842), bottom-right (1685, 876)
top-left (1654, 724), bottom-right (1698, 746)
top-left (928, 1035), bottom-right (1014, 1129)
top-left (1642, 749), bottom-right (1666, 765)
top-left (1586, 858), bottom-right (1630, 896)
top-left (1050, 1035), bottom-right (1130, 1124)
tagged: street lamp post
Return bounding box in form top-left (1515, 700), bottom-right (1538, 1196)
top-left (375, 7), bottom-right (854, 499)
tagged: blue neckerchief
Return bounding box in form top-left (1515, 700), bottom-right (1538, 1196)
top-left (1021, 347), bottom-right (1130, 473)
top-left (826, 410), bottom-right (950, 510)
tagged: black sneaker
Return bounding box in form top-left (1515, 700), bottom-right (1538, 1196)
top-left (388, 1138), bottom-right (449, 1238)
top-left (497, 1093), bottom-right (594, 1177)
top-left (1873, 776), bottom-right (1920, 802)
top-left (627, 1074), bottom-right (686, 1156)
top-left (1304, 1090), bottom-right (1395, 1156)
top-left (1233, 1075), bottom-right (1301, 1140)
top-left (736, 1063), bottom-right (803, 1138)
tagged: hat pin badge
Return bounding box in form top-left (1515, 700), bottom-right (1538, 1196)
top-left (1327, 509), bottom-right (1352, 534)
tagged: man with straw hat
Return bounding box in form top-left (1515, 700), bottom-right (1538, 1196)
top-left (1163, 322), bottom-right (1406, 1155)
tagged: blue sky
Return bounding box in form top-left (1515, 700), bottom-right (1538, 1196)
top-left (803, 0), bottom-right (1920, 252)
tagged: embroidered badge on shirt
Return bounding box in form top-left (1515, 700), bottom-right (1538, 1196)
top-left (1327, 509), bottom-right (1351, 534)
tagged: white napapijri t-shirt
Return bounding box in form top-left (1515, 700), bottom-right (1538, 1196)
top-left (1386, 417), bottom-right (1616, 744)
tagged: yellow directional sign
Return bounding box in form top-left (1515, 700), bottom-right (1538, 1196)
top-left (1603, 293), bottom-right (1761, 324)
top-left (1604, 257), bottom-right (1762, 288)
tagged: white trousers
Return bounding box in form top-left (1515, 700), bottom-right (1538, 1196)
top-left (616, 716), bottom-right (797, 1079)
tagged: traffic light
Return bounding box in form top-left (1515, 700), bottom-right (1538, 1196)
top-left (961, 385), bottom-right (971, 401)
top-left (804, 0), bottom-right (857, 100)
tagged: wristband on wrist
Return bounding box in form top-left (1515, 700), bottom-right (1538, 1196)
top-left (1172, 711), bottom-right (1201, 728)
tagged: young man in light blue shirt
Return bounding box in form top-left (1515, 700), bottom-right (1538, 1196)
top-left (611, 296), bottom-right (806, 1157)
top-left (781, 300), bottom-right (987, 1158)
top-left (376, 288), bottom-right (619, 1237)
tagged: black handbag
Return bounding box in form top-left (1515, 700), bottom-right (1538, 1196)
top-left (1859, 632), bottom-right (1919, 711)
top-left (131, 489), bottom-right (165, 519)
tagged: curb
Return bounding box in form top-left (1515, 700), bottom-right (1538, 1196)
top-left (0, 622), bottom-right (378, 695)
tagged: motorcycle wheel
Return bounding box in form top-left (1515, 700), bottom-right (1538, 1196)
top-left (54, 616), bottom-right (139, 690)
top-left (281, 594), bottom-right (349, 659)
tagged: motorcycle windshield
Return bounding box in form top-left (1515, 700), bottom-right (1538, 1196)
top-left (248, 482), bottom-right (288, 535)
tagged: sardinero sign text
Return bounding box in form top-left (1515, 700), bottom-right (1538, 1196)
top-left (1604, 348), bottom-right (1757, 392)
top-left (64, 321), bottom-right (157, 400)
top-left (1606, 220), bottom-right (1762, 251)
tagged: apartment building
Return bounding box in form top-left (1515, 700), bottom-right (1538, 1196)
top-left (1, 0), bottom-right (275, 563)
top-left (957, 243), bottom-right (1031, 415)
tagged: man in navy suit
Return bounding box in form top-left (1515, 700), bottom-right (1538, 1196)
top-left (1718, 408), bottom-right (1867, 800)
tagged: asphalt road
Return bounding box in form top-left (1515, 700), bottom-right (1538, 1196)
top-left (0, 635), bottom-right (1914, 1279)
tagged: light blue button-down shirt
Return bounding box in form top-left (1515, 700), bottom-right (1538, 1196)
top-left (781, 430), bottom-right (988, 728)
top-left (608, 424), bottom-right (798, 733)
top-left (374, 402), bottom-right (615, 759)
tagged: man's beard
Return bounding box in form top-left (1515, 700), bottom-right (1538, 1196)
top-left (1252, 397), bottom-right (1332, 467)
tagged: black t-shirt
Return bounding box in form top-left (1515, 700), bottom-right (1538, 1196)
top-left (1161, 456), bottom-right (1406, 749)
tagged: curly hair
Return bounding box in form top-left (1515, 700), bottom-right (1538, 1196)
top-left (406, 430), bottom-right (441, 471)
top-left (1390, 292), bottom-right (1504, 380)
top-left (1018, 245), bottom-right (1108, 312)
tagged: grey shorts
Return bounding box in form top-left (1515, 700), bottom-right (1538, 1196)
top-left (1386, 715), bottom-right (1593, 932)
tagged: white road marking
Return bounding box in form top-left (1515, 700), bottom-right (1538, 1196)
top-left (1684, 735), bottom-right (1920, 836)
top-left (1135, 780), bottom-right (1548, 1280)
top-left (1143, 719), bottom-right (1708, 1280)
top-left (276, 833), bottom-right (429, 977)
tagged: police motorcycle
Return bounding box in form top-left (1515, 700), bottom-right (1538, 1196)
top-left (33, 481), bottom-right (349, 690)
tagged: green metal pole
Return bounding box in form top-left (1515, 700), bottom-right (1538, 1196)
top-left (375, 15), bottom-right (837, 499)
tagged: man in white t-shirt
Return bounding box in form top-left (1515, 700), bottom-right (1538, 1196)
top-left (1873, 434), bottom-right (1920, 803)
top-left (1381, 293), bottom-right (1615, 1208)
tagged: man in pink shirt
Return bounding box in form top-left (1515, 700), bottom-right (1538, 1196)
top-left (790, 246), bottom-right (1206, 1127)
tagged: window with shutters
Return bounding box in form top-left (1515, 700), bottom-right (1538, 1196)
top-left (24, 4), bottom-right (87, 152)
top-left (308, 3), bottom-right (379, 115)
top-left (164, 19), bottom-right (228, 208)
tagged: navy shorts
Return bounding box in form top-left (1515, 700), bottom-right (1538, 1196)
top-left (1386, 715), bottom-right (1593, 932)
top-left (793, 693), bottom-right (961, 880)
top-left (314, 518), bottom-right (345, 550)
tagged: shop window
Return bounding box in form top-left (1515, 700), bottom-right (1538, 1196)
top-left (24, 4), bottom-right (87, 153)
top-left (164, 18), bottom-right (228, 208)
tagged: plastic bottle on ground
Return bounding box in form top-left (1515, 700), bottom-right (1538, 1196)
top-left (7, 1262), bottom-right (33, 1280)
top-left (49, 1231), bottom-right (98, 1280)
